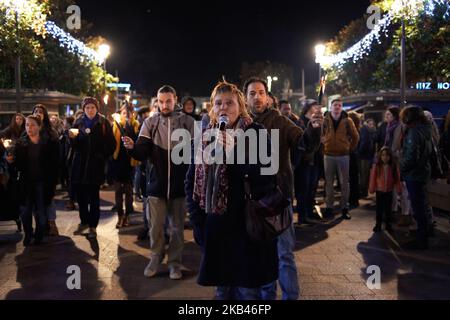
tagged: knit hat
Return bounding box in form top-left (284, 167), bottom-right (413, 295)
top-left (82, 97), bottom-right (99, 111)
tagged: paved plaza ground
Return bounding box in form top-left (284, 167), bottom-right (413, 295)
top-left (1, 188), bottom-right (450, 300)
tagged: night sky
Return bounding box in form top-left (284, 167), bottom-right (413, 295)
top-left (75, 0), bottom-right (371, 96)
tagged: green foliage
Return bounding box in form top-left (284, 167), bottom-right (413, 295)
top-left (325, 0), bottom-right (450, 95)
top-left (0, 0), bottom-right (116, 97)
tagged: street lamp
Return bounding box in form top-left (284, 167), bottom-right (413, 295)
top-left (400, 0), bottom-right (407, 107)
top-left (11, 0), bottom-right (27, 113)
top-left (315, 43), bottom-right (326, 85)
top-left (267, 76), bottom-right (278, 92)
top-left (98, 44), bottom-right (111, 107)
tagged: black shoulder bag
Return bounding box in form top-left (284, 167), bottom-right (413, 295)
top-left (244, 174), bottom-right (292, 243)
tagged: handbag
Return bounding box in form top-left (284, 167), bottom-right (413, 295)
top-left (244, 174), bottom-right (292, 243)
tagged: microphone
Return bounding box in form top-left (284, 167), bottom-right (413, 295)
top-left (218, 115), bottom-right (229, 131)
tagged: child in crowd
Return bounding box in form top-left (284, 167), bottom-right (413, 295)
top-left (369, 147), bottom-right (402, 233)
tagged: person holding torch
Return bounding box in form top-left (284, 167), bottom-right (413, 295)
top-left (111, 102), bottom-right (140, 229)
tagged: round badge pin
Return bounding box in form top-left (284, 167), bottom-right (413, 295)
top-left (85, 128), bottom-right (91, 134)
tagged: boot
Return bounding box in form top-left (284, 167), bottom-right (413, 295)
top-left (16, 219), bottom-right (22, 233)
top-left (65, 200), bottom-right (76, 211)
top-left (122, 216), bottom-right (130, 227)
top-left (48, 220), bottom-right (59, 236)
top-left (116, 216), bottom-right (124, 229)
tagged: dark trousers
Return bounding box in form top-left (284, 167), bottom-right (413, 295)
top-left (77, 184), bottom-right (100, 228)
top-left (375, 191), bottom-right (393, 226)
top-left (22, 183), bottom-right (46, 240)
top-left (295, 163), bottom-right (320, 221)
top-left (406, 181), bottom-right (429, 244)
top-left (114, 182), bottom-right (133, 216)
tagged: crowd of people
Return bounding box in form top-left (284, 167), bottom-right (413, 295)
top-left (1, 76), bottom-right (449, 300)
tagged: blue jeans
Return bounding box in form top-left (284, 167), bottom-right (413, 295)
top-left (405, 181), bottom-right (428, 244)
top-left (133, 166), bottom-right (141, 197)
top-left (260, 203), bottom-right (299, 300)
top-left (215, 287), bottom-right (261, 300)
top-left (143, 196), bottom-right (149, 230)
top-left (296, 163), bottom-right (320, 221)
top-left (46, 201), bottom-right (57, 221)
top-left (22, 183), bottom-right (47, 240)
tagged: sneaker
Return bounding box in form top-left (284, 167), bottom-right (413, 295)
top-left (74, 224), bottom-right (89, 235)
top-left (87, 228), bottom-right (97, 239)
top-left (144, 256), bottom-right (160, 278)
top-left (48, 221), bottom-right (59, 236)
top-left (341, 209), bottom-right (352, 220)
top-left (169, 266), bottom-right (183, 280)
top-left (373, 224), bottom-right (382, 233)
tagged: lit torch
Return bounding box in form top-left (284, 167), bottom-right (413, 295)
top-left (112, 113), bottom-right (126, 137)
top-left (2, 139), bottom-right (14, 155)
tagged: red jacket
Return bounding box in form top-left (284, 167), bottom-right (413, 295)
top-left (369, 164), bottom-right (402, 194)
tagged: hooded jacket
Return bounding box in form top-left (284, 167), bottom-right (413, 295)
top-left (400, 123), bottom-right (432, 183)
top-left (130, 110), bottom-right (195, 199)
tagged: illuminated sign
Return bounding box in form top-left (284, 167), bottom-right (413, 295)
top-left (415, 82), bottom-right (449, 91)
top-left (107, 83), bottom-right (131, 91)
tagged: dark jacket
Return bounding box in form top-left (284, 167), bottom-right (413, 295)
top-left (70, 114), bottom-right (116, 185)
top-left (13, 134), bottom-right (60, 206)
top-left (130, 111), bottom-right (195, 199)
top-left (358, 125), bottom-right (377, 160)
top-left (185, 122), bottom-right (278, 288)
top-left (111, 122), bottom-right (139, 183)
top-left (0, 127), bottom-right (25, 141)
top-left (296, 115), bottom-right (323, 166)
top-left (251, 108), bottom-right (321, 198)
top-left (401, 124), bottom-right (432, 183)
top-left (376, 122), bottom-right (387, 152)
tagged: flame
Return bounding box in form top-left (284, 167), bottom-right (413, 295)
top-left (112, 113), bottom-right (121, 124)
top-left (2, 139), bottom-right (12, 149)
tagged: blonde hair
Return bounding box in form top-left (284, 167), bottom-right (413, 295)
top-left (209, 82), bottom-right (250, 125)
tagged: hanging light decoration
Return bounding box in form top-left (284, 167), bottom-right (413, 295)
top-left (44, 21), bottom-right (103, 64)
top-left (319, 0), bottom-right (449, 69)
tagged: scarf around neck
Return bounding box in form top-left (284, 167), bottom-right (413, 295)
top-left (193, 116), bottom-right (253, 215)
top-left (385, 120), bottom-right (399, 148)
top-left (83, 113), bottom-right (99, 130)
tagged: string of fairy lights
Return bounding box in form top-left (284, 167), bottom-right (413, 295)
top-left (318, 0), bottom-right (449, 69)
top-left (1, 0), bottom-right (449, 67)
top-left (44, 21), bottom-right (103, 64)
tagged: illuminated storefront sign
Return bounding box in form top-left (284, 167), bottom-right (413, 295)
top-left (415, 82), bottom-right (450, 90)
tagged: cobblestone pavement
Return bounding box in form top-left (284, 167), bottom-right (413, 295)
top-left (1, 189), bottom-right (450, 300)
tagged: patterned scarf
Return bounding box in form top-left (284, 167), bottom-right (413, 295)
top-left (193, 116), bottom-right (253, 215)
top-left (385, 120), bottom-right (399, 148)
